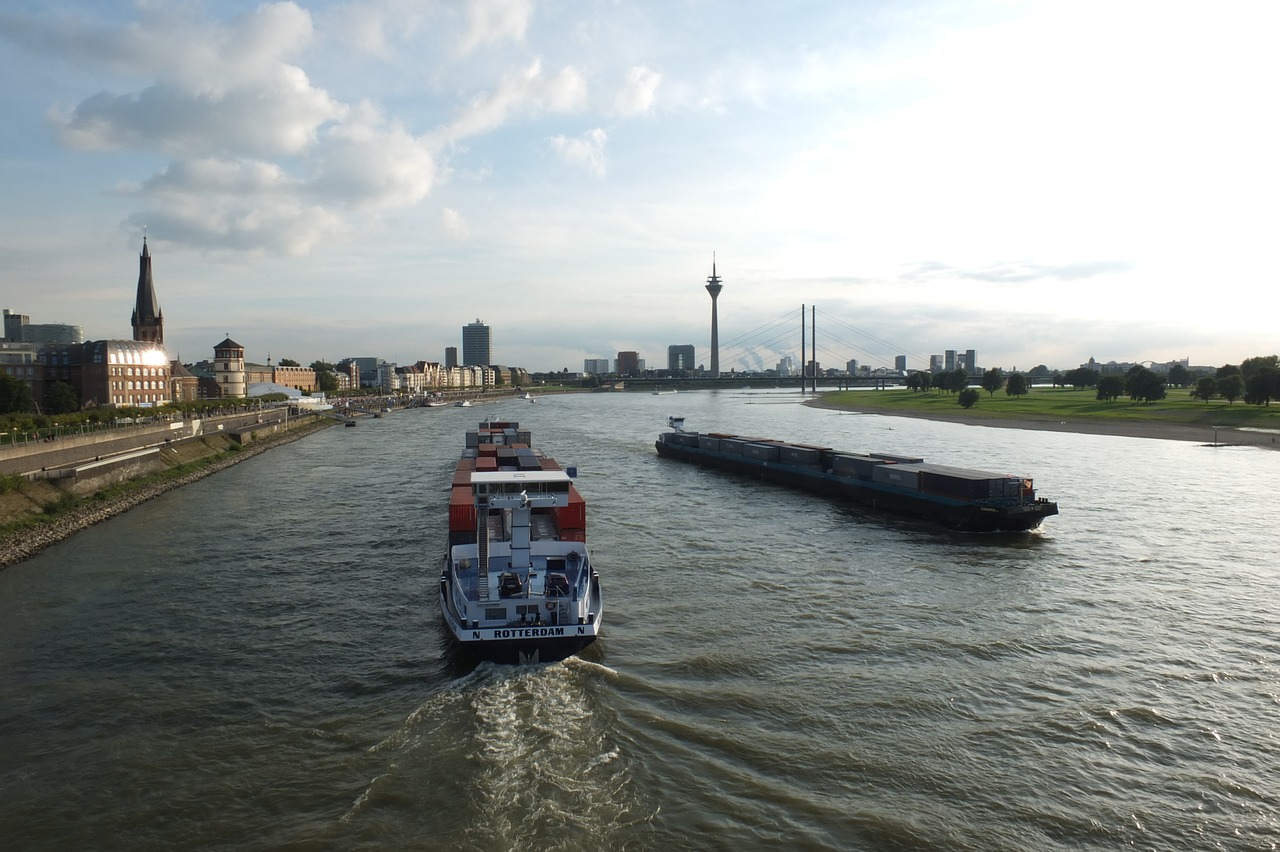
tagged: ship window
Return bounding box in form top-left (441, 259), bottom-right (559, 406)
top-left (485, 607), bottom-right (507, 621)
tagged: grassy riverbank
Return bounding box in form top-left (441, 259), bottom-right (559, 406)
top-left (811, 387), bottom-right (1280, 447)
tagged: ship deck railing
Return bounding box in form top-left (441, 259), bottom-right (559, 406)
top-left (450, 552), bottom-right (591, 604)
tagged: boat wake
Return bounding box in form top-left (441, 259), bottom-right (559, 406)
top-left (343, 662), bottom-right (646, 848)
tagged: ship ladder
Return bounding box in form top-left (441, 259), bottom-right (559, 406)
top-left (476, 508), bottom-right (490, 601)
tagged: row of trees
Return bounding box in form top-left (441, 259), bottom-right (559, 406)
top-left (1193, 357), bottom-right (1280, 405)
top-left (905, 367), bottom-right (1032, 400)
top-left (902, 355), bottom-right (1280, 408)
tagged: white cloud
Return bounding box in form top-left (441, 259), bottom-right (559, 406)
top-left (311, 102), bottom-right (436, 211)
top-left (49, 67), bottom-right (345, 158)
top-left (323, 0), bottom-right (430, 58)
top-left (123, 157), bottom-right (351, 256)
top-left (17, 2), bottom-right (451, 254)
top-left (549, 128), bottom-right (607, 178)
top-left (458, 0), bottom-right (533, 56)
top-left (441, 207), bottom-right (470, 240)
top-left (612, 65), bottom-right (660, 117)
top-left (432, 60), bottom-right (588, 146)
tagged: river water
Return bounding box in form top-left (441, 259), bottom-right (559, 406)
top-left (1, 389), bottom-right (1277, 851)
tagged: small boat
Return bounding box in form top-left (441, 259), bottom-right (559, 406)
top-left (440, 420), bottom-right (604, 664)
top-left (344, 418), bottom-right (357, 427)
top-left (455, 399), bottom-right (473, 408)
top-left (655, 417), bottom-right (1057, 532)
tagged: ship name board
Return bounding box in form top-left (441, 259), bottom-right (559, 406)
top-left (471, 626), bottom-right (595, 640)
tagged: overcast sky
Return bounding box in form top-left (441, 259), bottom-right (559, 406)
top-left (2, 0), bottom-right (1276, 373)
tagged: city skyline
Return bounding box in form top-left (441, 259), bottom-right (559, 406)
top-left (1, 1), bottom-right (1276, 373)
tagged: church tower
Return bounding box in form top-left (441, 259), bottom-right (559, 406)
top-left (131, 236), bottom-right (164, 345)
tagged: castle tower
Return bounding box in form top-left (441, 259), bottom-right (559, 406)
top-left (131, 236), bottom-right (164, 345)
top-left (704, 256), bottom-right (723, 376)
top-left (213, 336), bottom-right (246, 398)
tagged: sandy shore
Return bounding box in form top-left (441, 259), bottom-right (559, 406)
top-left (803, 397), bottom-right (1280, 449)
top-left (0, 420), bottom-right (332, 571)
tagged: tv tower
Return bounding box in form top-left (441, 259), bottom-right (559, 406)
top-left (705, 255), bottom-right (723, 377)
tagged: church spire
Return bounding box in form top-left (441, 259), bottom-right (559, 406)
top-left (132, 234), bottom-right (164, 345)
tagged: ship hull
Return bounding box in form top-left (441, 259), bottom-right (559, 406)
top-left (655, 438), bottom-right (1055, 533)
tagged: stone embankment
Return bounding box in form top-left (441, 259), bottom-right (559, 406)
top-left (0, 419), bottom-right (331, 570)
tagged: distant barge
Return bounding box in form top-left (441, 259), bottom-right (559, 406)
top-left (655, 417), bottom-right (1058, 532)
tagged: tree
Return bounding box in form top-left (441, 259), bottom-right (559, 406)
top-left (315, 371), bottom-right (338, 393)
top-left (1096, 375), bottom-right (1124, 401)
top-left (1243, 366), bottom-right (1280, 406)
top-left (310, 360), bottom-right (335, 372)
top-left (1051, 371), bottom-right (1064, 388)
top-left (1241, 355), bottom-right (1278, 384)
top-left (1193, 377), bottom-right (1217, 403)
top-left (0, 373), bottom-right (35, 414)
top-left (906, 371), bottom-right (931, 392)
top-left (1167, 363), bottom-right (1191, 388)
top-left (958, 388), bottom-right (980, 408)
top-left (931, 371), bottom-right (949, 392)
top-left (278, 358), bottom-right (300, 367)
top-left (1063, 367), bottom-right (1100, 389)
top-left (980, 368), bottom-right (1004, 396)
top-left (1216, 364), bottom-right (1241, 380)
top-left (1005, 373), bottom-right (1029, 397)
top-left (945, 368), bottom-right (968, 394)
top-left (1217, 374), bottom-right (1244, 404)
top-left (1124, 367), bottom-right (1166, 403)
top-left (44, 381), bottom-right (79, 415)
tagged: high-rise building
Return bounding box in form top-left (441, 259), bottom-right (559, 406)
top-left (616, 351), bottom-right (640, 375)
top-left (945, 349), bottom-right (956, 371)
top-left (668, 344), bottom-right (695, 372)
top-left (3, 309), bottom-right (29, 342)
top-left (966, 349), bottom-right (977, 376)
top-left (132, 236), bottom-right (164, 345)
top-left (4, 311), bottom-right (83, 345)
top-left (584, 358), bottom-right (610, 374)
top-left (895, 355), bottom-right (907, 373)
top-left (445, 346), bottom-right (458, 369)
top-left (462, 319), bottom-right (491, 366)
top-left (704, 258), bottom-right (723, 376)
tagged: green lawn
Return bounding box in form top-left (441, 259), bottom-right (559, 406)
top-left (821, 387), bottom-right (1280, 431)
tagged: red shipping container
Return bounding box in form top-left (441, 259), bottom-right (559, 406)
top-left (449, 486), bottom-right (476, 531)
top-left (553, 486), bottom-right (586, 530)
top-left (476, 457), bottom-right (498, 471)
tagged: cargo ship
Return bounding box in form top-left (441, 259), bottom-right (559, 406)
top-left (439, 421), bottom-right (604, 664)
top-left (655, 417), bottom-right (1057, 532)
